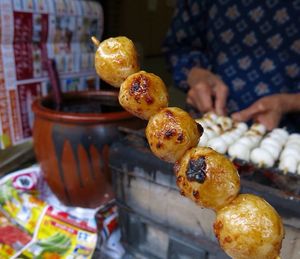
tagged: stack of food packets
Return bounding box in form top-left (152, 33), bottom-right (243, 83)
top-left (0, 166), bottom-right (122, 258)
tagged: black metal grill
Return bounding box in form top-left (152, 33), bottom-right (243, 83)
top-left (109, 128), bottom-right (300, 258)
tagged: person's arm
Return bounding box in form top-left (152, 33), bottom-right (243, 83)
top-left (162, 0), bottom-right (229, 115)
top-left (232, 93), bottom-right (300, 130)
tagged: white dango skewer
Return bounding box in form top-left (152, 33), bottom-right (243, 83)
top-left (260, 144), bottom-right (281, 161)
top-left (221, 132), bottom-right (237, 146)
top-left (289, 133), bottom-right (300, 141)
top-left (251, 123), bottom-right (267, 136)
top-left (280, 147), bottom-right (300, 162)
top-left (198, 132), bottom-right (209, 147)
top-left (297, 162), bottom-right (300, 175)
top-left (234, 122), bottom-right (248, 135)
top-left (279, 156), bottom-right (298, 174)
top-left (249, 126), bottom-right (289, 167)
top-left (230, 123), bottom-right (267, 165)
top-left (278, 133), bottom-right (300, 173)
top-left (203, 112), bottom-right (219, 122)
top-left (260, 137), bottom-right (282, 161)
top-left (271, 128), bottom-right (289, 140)
top-left (216, 116), bottom-right (233, 131)
top-left (250, 147), bottom-right (275, 168)
top-left (207, 137), bottom-right (228, 154)
top-left (228, 142), bottom-right (251, 162)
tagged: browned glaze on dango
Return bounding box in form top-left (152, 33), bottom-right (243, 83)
top-left (119, 71), bottom-right (169, 120)
top-left (145, 107), bottom-right (202, 163)
top-left (175, 147), bottom-right (240, 211)
top-left (92, 36), bottom-right (139, 87)
top-left (214, 194), bottom-right (284, 259)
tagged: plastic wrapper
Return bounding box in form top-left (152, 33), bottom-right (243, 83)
top-left (0, 166), bottom-right (123, 259)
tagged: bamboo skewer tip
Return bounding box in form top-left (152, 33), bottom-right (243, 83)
top-left (91, 36), bottom-right (100, 47)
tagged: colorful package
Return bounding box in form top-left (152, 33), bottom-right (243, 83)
top-left (0, 166), bottom-right (101, 258)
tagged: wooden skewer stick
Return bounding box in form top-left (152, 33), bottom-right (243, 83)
top-left (230, 156), bottom-right (236, 162)
top-left (258, 161), bottom-right (264, 168)
top-left (91, 36), bottom-right (100, 47)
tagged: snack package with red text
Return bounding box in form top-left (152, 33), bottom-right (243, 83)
top-left (19, 206), bottom-right (97, 258)
top-left (0, 166), bottom-right (100, 259)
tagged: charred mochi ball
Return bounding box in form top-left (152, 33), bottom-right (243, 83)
top-left (119, 71), bottom-right (169, 120)
top-left (145, 107), bottom-right (202, 163)
top-left (93, 36), bottom-right (139, 87)
top-left (214, 194), bottom-right (284, 259)
top-left (174, 147), bottom-right (240, 211)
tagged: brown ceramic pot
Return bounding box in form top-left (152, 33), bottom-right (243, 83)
top-left (32, 90), bottom-right (142, 208)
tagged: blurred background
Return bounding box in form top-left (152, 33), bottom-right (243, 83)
top-left (99, 0), bottom-right (185, 107)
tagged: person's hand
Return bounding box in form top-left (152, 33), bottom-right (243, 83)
top-left (231, 94), bottom-right (288, 130)
top-left (186, 67), bottom-right (228, 116)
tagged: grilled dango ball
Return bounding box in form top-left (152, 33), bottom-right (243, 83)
top-left (92, 36), bottom-right (139, 87)
top-left (214, 194), bottom-right (284, 259)
top-left (119, 71), bottom-right (169, 120)
top-left (175, 147), bottom-right (240, 211)
top-left (145, 107), bottom-right (202, 163)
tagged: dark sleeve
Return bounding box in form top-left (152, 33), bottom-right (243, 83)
top-left (162, 0), bottom-right (210, 91)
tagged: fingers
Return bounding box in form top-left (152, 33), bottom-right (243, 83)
top-left (187, 82), bottom-right (214, 113)
top-left (232, 101), bottom-right (267, 122)
top-left (214, 82), bottom-right (228, 116)
top-left (253, 112), bottom-right (281, 131)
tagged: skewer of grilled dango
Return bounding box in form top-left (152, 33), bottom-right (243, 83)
top-left (93, 36), bottom-right (284, 259)
top-left (119, 71), bottom-right (169, 120)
